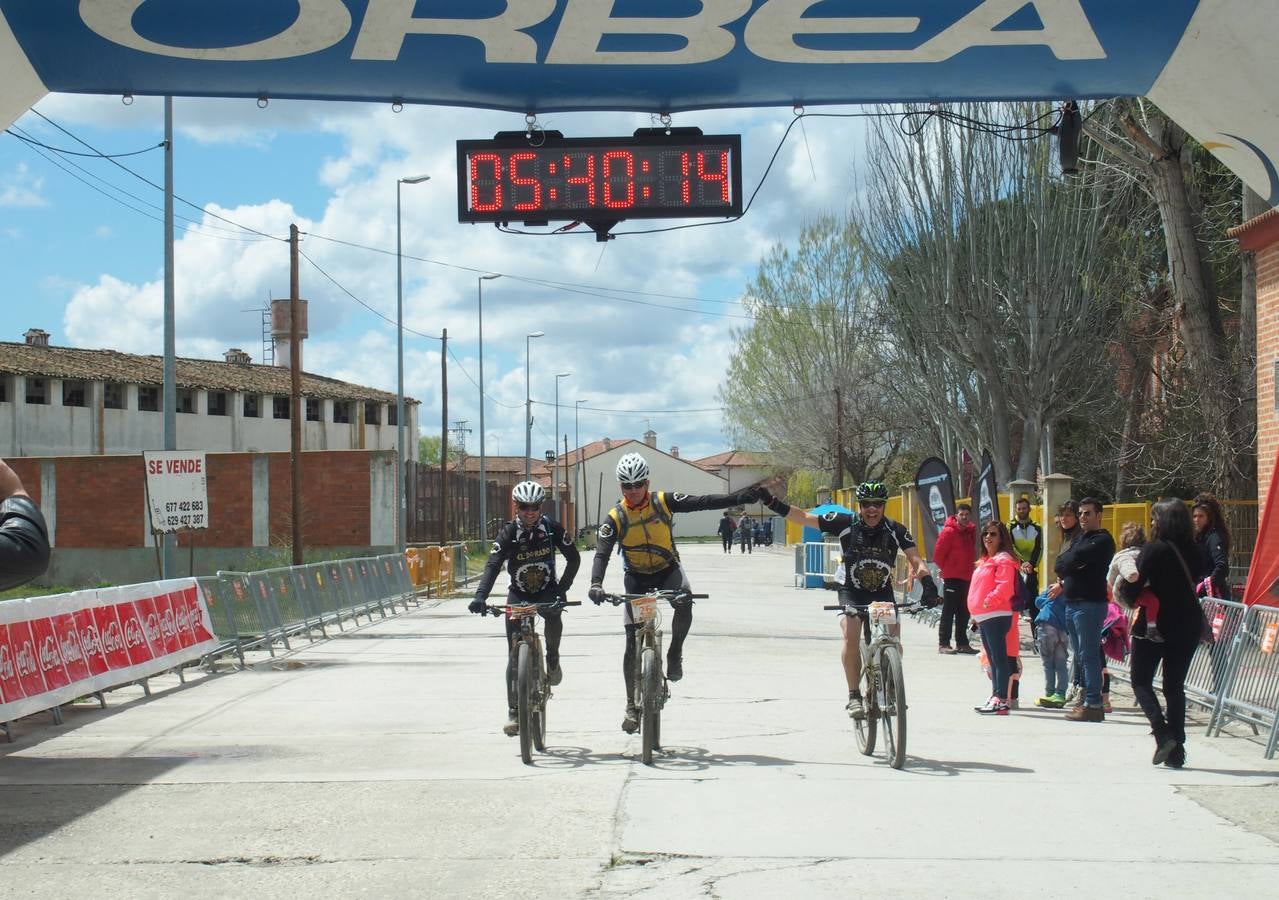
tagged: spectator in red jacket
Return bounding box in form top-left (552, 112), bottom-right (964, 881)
top-left (934, 503), bottom-right (977, 654)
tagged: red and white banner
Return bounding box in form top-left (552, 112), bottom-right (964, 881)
top-left (0, 579), bottom-right (218, 723)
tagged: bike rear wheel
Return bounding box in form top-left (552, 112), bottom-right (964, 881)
top-left (640, 647), bottom-right (661, 765)
top-left (880, 644), bottom-right (907, 769)
top-left (517, 642), bottom-right (534, 764)
top-left (854, 640), bottom-right (877, 756)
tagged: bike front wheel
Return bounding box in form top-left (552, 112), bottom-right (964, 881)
top-left (854, 640), bottom-right (877, 756)
top-left (531, 646), bottom-right (547, 752)
top-left (640, 647), bottom-right (661, 765)
top-left (880, 644), bottom-right (907, 769)
top-left (517, 642), bottom-right (535, 764)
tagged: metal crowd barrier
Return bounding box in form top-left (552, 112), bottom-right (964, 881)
top-left (197, 553), bottom-right (421, 667)
top-left (1208, 603), bottom-right (1279, 758)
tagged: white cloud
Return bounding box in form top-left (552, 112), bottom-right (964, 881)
top-left (0, 162), bottom-right (46, 207)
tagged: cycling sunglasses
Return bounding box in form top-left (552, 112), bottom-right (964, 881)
top-left (858, 500), bottom-right (886, 509)
top-left (620, 480), bottom-right (648, 491)
top-left (516, 502), bottom-right (541, 512)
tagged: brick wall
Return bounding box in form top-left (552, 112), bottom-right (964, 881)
top-left (1258, 242), bottom-right (1279, 517)
top-left (17, 450), bottom-right (384, 550)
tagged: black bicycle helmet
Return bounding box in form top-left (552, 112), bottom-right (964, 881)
top-left (855, 481), bottom-right (889, 502)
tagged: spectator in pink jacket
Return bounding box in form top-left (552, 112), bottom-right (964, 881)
top-left (970, 521), bottom-right (1021, 715)
top-left (934, 503), bottom-right (977, 654)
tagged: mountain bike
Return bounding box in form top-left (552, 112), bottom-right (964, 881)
top-left (481, 598), bottom-right (580, 764)
top-left (602, 590), bottom-right (705, 765)
top-left (825, 598), bottom-right (919, 770)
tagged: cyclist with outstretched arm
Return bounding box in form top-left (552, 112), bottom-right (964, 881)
top-left (587, 452), bottom-right (759, 733)
top-left (759, 482), bottom-right (939, 720)
top-left (469, 481), bottom-right (580, 736)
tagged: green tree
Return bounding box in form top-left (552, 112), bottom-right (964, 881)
top-left (418, 435), bottom-right (466, 466)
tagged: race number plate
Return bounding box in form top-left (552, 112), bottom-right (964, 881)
top-left (507, 605), bottom-right (538, 620)
top-left (868, 602), bottom-right (897, 624)
top-left (631, 598), bottom-right (659, 622)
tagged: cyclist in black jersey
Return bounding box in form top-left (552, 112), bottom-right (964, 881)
top-left (759, 482), bottom-right (939, 720)
top-left (469, 480), bottom-right (580, 736)
top-left (587, 451), bottom-right (759, 733)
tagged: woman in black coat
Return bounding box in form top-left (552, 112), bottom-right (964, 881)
top-left (1191, 492), bottom-right (1231, 600)
top-left (1121, 498), bottom-right (1205, 769)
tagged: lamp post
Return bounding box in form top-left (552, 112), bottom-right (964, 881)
top-left (396, 173), bottom-right (430, 553)
top-left (524, 331), bottom-right (545, 479)
top-left (575, 399), bottom-right (588, 531)
top-left (553, 372), bottom-right (571, 519)
top-left (477, 273), bottom-right (500, 539)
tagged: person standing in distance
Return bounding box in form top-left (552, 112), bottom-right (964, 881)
top-left (587, 453), bottom-right (758, 734)
top-left (933, 502), bottom-right (977, 654)
top-left (757, 482), bottom-right (938, 721)
top-left (0, 457), bottom-right (50, 591)
top-left (717, 511), bottom-right (736, 553)
top-left (469, 481), bottom-right (580, 737)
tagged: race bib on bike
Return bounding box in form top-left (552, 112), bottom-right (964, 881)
top-left (630, 598), bottom-right (659, 622)
top-left (868, 601), bottom-right (898, 624)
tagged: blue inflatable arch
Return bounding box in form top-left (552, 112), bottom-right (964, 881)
top-left (1, 1), bottom-right (1275, 199)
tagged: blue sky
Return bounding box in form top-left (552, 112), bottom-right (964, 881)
top-left (1, 93), bottom-right (868, 461)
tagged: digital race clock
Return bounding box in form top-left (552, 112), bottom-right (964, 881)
top-left (456, 129), bottom-right (743, 233)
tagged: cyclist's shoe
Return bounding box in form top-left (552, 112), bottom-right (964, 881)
top-left (547, 661), bottom-right (563, 686)
top-left (666, 653), bottom-right (683, 682)
top-left (938, 644), bottom-right (956, 655)
top-left (955, 645), bottom-right (979, 655)
top-left (622, 705), bottom-right (640, 734)
top-left (846, 692), bottom-right (866, 721)
top-left (502, 709), bottom-right (519, 737)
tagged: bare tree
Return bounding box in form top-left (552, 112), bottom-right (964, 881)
top-left (853, 103), bottom-right (1124, 486)
top-left (719, 216), bottom-right (904, 485)
top-left (1081, 99), bottom-right (1254, 496)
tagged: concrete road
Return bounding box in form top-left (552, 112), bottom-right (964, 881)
top-left (1, 543), bottom-right (1276, 898)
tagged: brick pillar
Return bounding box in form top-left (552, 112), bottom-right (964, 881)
top-left (1229, 212), bottom-right (1279, 518)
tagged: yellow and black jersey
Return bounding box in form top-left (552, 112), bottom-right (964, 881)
top-left (591, 489), bottom-right (746, 581)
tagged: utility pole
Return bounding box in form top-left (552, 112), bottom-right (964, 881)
top-left (161, 96), bottom-right (176, 578)
top-left (439, 328), bottom-right (448, 544)
top-left (289, 224), bottom-right (303, 565)
top-left (451, 420), bottom-right (472, 539)
top-left (834, 387), bottom-right (847, 491)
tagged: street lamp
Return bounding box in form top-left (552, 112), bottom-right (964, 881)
top-left (396, 173), bottom-right (430, 553)
top-left (553, 372), bottom-right (571, 519)
top-left (524, 331), bottom-right (545, 479)
top-left (575, 399), bottom-right (588, 531)
top-left (477, 273), bottom-right (500, 539)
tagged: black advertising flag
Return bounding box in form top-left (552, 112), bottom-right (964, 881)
top-left (975, 448), bottom-right (1000, 556)
top-left (914, 457), bottom-right (956, 559)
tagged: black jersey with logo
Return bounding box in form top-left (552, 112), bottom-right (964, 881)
top-left (817, 511), bottom-right (916, 601)
top-left (475, 515), bottom-right (580, 601)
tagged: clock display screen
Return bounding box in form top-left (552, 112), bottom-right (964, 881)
top-left (457, 132), bottom-right (742, 224)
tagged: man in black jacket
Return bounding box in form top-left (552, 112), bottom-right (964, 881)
top-left (0, 458), bottom-right (50, 592)
top-left (1052, 497), bottom-right (1115, 722)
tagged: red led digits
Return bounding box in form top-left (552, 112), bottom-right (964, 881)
top-left (469, 152), bottom-right (503, 212)
top-left (508, 151), bottom-right (541, 211)
top-left (681, 152), bottom-right (691, 204)
top-left (697, 151), bottom-right (730, 203)
top-left (602, 151), bottom-right (635, 209)
top-left (564, 153), bottom-right (596, 206)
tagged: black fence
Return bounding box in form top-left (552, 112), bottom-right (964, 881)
top-left (405, 462), bottom-right (507, 544)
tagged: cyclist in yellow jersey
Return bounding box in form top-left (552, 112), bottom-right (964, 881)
top-left (588, 452), bottom-right (759, 733)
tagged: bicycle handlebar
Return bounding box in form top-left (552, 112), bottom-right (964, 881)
top-left (481, 599), bottom-right (582, 617)
top-left (600, 590), bottom-right (707, 605)
top-left (823, 602), bottom-right (924, 613)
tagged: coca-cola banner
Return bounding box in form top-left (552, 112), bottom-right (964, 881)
top-left (914, 457), bottom-right (956, 560)
top-left (0, 579), bottom-right (218, 724)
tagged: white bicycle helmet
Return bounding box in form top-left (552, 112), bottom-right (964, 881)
top-left (616, 452), bottom-right (651, 484)
top-left (512, 480), bottom-right (546, 505)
